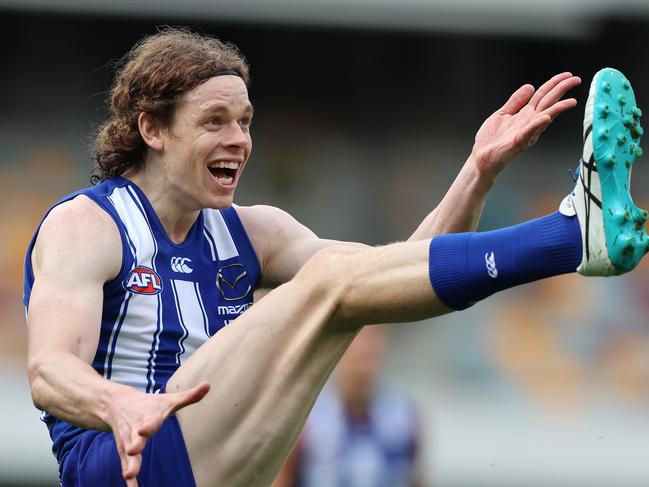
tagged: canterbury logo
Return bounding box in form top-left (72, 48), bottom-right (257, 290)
top-left (171, 257), bottom-right (193, 274)
top-left (485, 251), bottom-right (498, 278)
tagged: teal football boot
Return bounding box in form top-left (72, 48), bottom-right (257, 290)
top-left (559, 68), bottom-right (647, 275)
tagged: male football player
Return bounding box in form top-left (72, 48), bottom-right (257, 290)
top-left (25, 28), bottom-right (645, 486)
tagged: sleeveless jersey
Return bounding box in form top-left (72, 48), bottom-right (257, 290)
top-left (298, 385), bottom-right (418, 487)
top-left (23, 176), bottom-right (261, 463)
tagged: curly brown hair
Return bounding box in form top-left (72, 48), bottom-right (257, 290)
top-left (91, 27), bottom-right (250, 183)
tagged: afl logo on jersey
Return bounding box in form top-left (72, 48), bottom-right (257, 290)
top-left (123, 266), bottom-right (163, 295)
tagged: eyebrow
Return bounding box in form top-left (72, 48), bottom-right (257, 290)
top-left (199, 102), bottom-right (254, 116)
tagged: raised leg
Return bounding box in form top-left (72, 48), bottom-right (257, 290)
top-left (167, 240), bottom-right (443, 486)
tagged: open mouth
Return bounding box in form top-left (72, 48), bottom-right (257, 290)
top-left (207, 161), bottom-right (240, 186)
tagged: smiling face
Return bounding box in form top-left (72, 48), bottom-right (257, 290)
top-left (157, 75), bottom-right (253, 210)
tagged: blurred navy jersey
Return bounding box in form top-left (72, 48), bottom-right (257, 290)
top-left (298, 386), bottom-right (419, 487)
top-left (23, 176), bottom-right (260, 465)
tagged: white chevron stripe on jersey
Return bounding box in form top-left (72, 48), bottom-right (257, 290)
top-left (204, 209), bottom-right (239, 261)
top-left (170, 280), bottom-right (188, 365)
top-left (171, 279), bottom-right (211, 365)
top-left (203, 229), bottom-right (217, 261)
top-left (194, 280), bottom-right (211, 337)
top-left (127, 186), bottom-right (166, 393)
top-left (105, 186), bottom-right (162, 391)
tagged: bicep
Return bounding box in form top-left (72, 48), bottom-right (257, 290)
top-left (28, 268), bottom-right (105, 365)
top-left (263, 237), bottom-right (338, 286)
top-left (238, 205), bottom-right (368, 286)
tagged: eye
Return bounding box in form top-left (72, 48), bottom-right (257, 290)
top-left (207, 117), bottom-right (223, 128)
top-left (239, 117), bottom-right (252, 129)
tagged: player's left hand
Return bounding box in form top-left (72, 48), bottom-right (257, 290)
top-left (471, 72), bottom-right (581, 181)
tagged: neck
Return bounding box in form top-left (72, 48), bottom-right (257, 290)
top-left (342, 391), bottom-right (370, 419)
top-left (123, 168), bottom-right (200, 244)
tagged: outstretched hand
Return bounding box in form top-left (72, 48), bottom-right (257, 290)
top-left (472, 72), bottom-right (581, 180)
top-left (107, 382), bottom-right (210, 486)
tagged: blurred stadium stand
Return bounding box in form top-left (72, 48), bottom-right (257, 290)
top-left (3, 0), bottom-right (649, 37)
top-left (2, 2), bottom-right (649, 485)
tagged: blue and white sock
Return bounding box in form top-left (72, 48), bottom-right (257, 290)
top-left (428, 212), bottom-right (582, 310)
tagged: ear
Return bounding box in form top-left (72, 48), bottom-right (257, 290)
top-left (138, 112), bottom-right (164, 151)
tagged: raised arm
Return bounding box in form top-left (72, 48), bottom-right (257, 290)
top-left (27, 197), bottom-right (208, 486)
top-left (237, 204), bottom-right (369, 288)
top-left (408, 72), bottom-right (581, 240)
top-left (242, 73), bottom-right (581, 287)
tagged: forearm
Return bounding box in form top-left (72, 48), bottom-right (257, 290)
top-left (29, 351), bottom-right (129, 431)
top-left (408, 152), bottom-right (494, 241)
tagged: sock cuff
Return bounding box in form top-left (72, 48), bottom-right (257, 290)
top-left (538, 212), bottom-right (582, 274)
top-left (429, 233), bottom-right (473, 310)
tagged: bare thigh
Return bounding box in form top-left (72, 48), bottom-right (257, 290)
top-left (168, 270), bottom-right (357, 486)
top-left (166, 240), bottom-right (440, 486)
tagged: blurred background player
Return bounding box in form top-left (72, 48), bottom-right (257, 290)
top-left (273, 326), bottom-right (423, 487)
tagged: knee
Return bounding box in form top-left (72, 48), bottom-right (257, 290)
top-left (294, 244), bottom-right (363, 296)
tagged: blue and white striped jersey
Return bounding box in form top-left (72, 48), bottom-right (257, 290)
top-left (298, 386), bottom-right (418, 487)
top-left (23, 176), bottom-right (260, 462)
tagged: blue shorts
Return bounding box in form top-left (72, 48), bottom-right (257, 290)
top-left (59, 415), bottom-right (195, 486)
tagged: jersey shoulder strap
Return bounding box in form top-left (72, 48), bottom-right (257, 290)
top-left (23, 177), bottom-right (133, 309)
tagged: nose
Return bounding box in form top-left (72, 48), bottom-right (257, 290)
top-left (222, 121), bottom-right (249, 148)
